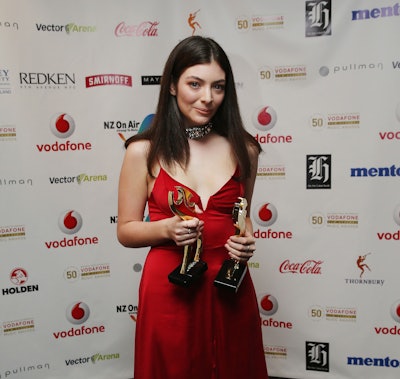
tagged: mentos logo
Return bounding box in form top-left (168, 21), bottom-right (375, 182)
top-left (253, 202), bottom-right (293, 239)
top-left (36, 113), bottom-right (92, 152)
top-left (53, 302), bottom-right (105, 339)
top-left (44, 210), bottom-right (99, 249)
top-left (252, 105), bottom-right (292, 144)
top-left (258, 293), bottom-right (293, 329)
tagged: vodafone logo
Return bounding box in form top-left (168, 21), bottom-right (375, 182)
top-left (254, 202), bottom-right (278, 227)
top-left (374, 300), bottom-right (400, 336)
top-left (58, 210), bottom-right (83, 234)
top-left (393, 204), bottom-right (400, 226)
top-left (50, 113), bottom-right (75, 138)
top-left (45, 209), bottom-right (99, 249)
top-left (53, 302), bottom-right (105, 339)
top-left (390, 300), bottom-right (400, 323)
top-left (10, 268), bottom-right (28, 285)
top-left (252, 106), bottom-right (277, 131)
top-left (258, 293), bottom-right (278, 316)
top-left (66, 302), bottom-right (90, 324)
top-left (36, 113), bottom-right (92, 152)
top-left (253, 202), bottom-right (293, 239)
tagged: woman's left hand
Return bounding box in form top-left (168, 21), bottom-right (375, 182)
top-left (225, 231), bottom-right (255, 263)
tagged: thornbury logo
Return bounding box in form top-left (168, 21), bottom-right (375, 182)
top-left (306, 341), bottom-right (330, 372)
top-left (307, 154), bottom-right (331, 189)
top-left (305, 0), bottom-right (331, 37)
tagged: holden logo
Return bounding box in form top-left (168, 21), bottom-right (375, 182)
top-left (252, 106), bottom-right (277, 131)
top-left (66, 302), bottom-right (90, 325)
top-left (58, 210), bottom-right (83, 234)
top-left (258, 293), bottom-right (278, 316)
top-left (10, 268), bottom-right (28, 285)
top-left (50, 113), bottom-right (75, 138)
top-left (254, 202), bottom-right (278, 227)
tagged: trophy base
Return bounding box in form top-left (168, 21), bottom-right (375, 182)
top-left (214, 259), bottom-right (247, 293)
top-left (168, 260), bottom-right (208, 287)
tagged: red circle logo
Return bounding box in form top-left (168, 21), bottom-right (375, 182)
top-left (252, 106), bottom-right (277, 131)
top-left (10, 268), bottom-right (28, 285)
top-left (258, 293), bottom-right (278, 316)
top-left (66, 302), bottom-right (90, 325)
top-left (50, 113), bottom-right (75, 138)
top-left (58, 210), bottom-right (83, 234)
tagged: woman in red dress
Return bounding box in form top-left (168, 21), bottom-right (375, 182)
top-left (117, 36), bottom-right (268, 379)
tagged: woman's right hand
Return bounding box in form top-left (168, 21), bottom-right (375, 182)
top-left (168, 216), bottom-right (204, 246)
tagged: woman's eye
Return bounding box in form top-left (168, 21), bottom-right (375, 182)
top-left (214, 84), bottom-right (225, 91)
top-left (190, 82), bottom-right (200, 88)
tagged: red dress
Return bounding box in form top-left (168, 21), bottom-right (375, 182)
top-left (134, 167), bottom-right (268, 379)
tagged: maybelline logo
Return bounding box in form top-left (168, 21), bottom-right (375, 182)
top-left (305, 0), bottom-right (331, 37)
top-left (307, 154), bottom-right (331, 189)
top-left (350, 164), bottom-right (400, 177)
top-left (141, 76), bottom-right (161, 85)
top-left (306, 341), bottom-right (329, 372)
top-left (352, 4), bottom-right (400, 20)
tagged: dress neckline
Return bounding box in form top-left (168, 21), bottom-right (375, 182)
top-left (157, 166), bottom-right (239, 211)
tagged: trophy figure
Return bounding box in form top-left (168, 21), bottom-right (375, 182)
top-left (167, 186), bottom-right (207, 286)
top-left (214, 197), bottom-right (248, 293)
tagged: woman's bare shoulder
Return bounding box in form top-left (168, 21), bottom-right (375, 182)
top-left (125, 139), bottom-right (150, 159)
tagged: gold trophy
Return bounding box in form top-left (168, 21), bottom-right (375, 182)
top-left (167, 186), bottom-right (207, 286)
top-left (214, 197), bottom-right (248, 292)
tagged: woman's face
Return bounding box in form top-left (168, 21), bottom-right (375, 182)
top-left (170, 60), bottom-right (226, 127)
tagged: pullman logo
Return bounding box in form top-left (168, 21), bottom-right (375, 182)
top-left (306, 341), bottom-right (330, 372)
top-left (305, 0), bottom-right (332, 37)
top-left (307, 154), bottom-right (331, 189)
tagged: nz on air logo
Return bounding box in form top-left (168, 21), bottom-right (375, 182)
top-left (307, 154), bottom-right (331, 189)
top-left (305, 0), bottom-right (332, 37)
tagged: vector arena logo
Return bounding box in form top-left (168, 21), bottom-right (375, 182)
top-left (253, 202), bottom-right (293, 239)
top-left (53, 302), bottom-right (105, 339)
top-left (44, 210), bottom-right (99, 249)
top-left (36, 113), bottom-right (92, 152)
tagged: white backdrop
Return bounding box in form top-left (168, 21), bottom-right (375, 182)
top-left (1, 0), bottom-right (400, 378)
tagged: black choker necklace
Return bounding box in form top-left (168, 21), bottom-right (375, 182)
top-left (185, 123), bottom-right (213, 140)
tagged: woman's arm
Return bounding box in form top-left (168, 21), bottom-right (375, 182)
top-left (117, 140), bottom-right (202, 248)
top-left (225, 143), bottom-right (259, 261)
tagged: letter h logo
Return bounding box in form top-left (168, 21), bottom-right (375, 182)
top-left (305, 0), bottom-right (332, 37)
top-left (306, 341), bottom-right (330, 372)
top-left (307, 154), bottom-right (332, 189)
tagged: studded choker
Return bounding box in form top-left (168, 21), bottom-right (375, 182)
top-left (185, 123), bottom-right (213, 140)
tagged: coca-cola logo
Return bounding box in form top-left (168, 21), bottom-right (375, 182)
top-left (114, 21), bottom-right (159, 37)
top-left (279, 259), bottom-right (323, 274)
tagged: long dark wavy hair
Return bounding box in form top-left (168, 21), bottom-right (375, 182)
top-left (125, 35), bottom-right (261, 179)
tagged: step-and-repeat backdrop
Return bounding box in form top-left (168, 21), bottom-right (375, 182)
top-left (1, 0), bottom-right (400, 378)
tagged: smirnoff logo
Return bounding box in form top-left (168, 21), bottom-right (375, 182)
top-left (279, 259), bottom-right (323, 274)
